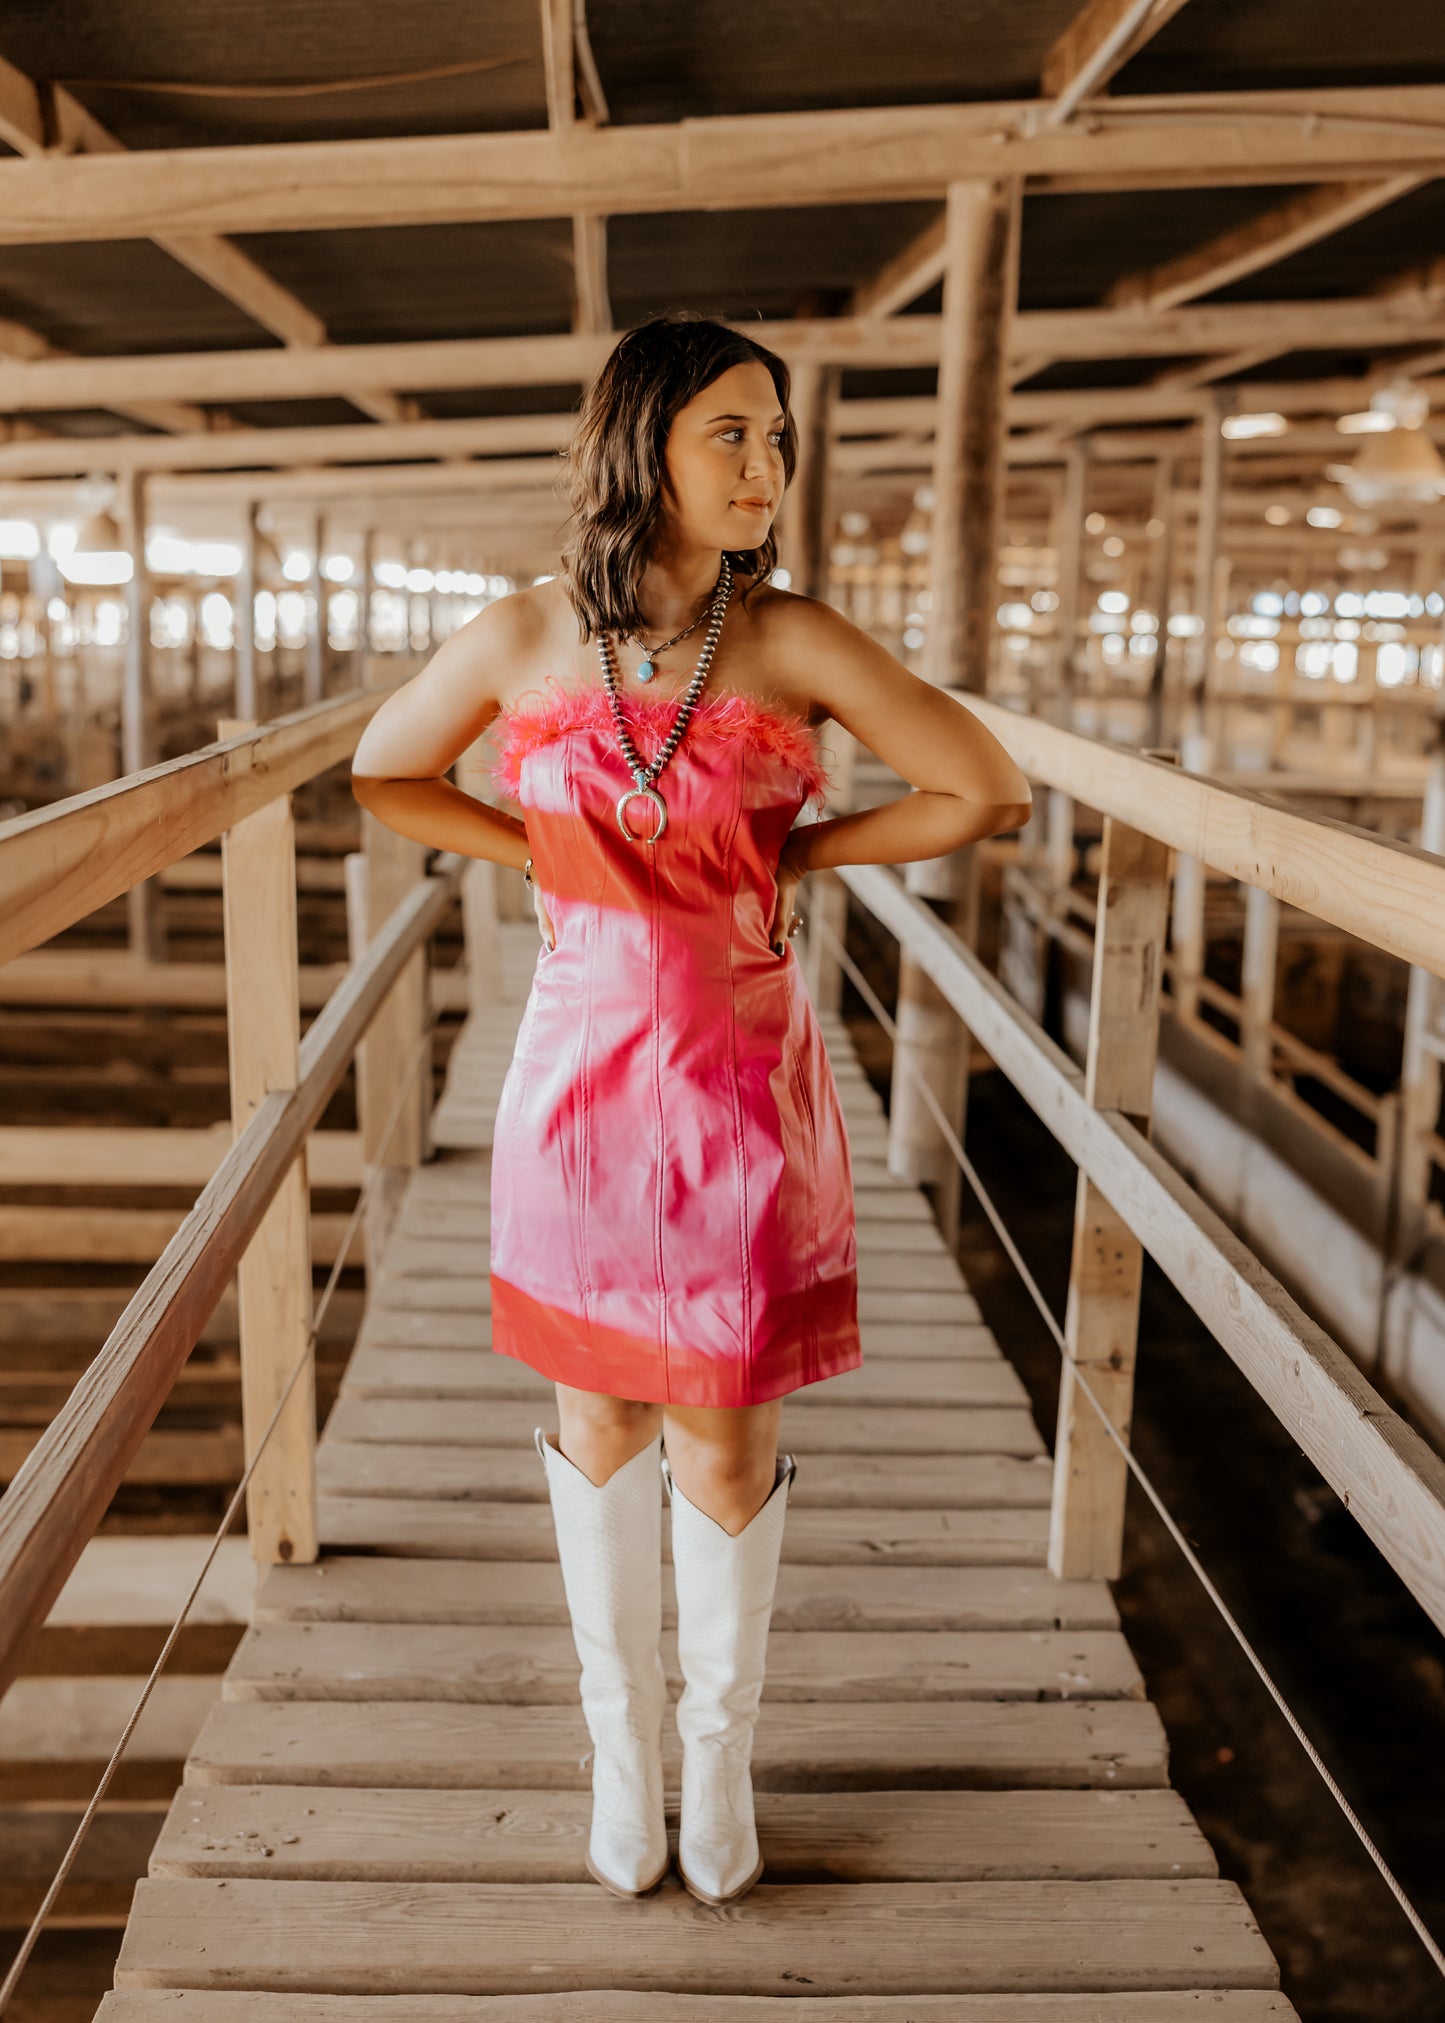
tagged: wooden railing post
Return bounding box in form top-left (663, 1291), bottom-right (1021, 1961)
top-left (1239, 882), bottom-right (1280, 1085)
top-left (455, 748), bottom-right (504, 1013)
top-left (218, 715), bottom-right (317, 1570)
top-left (888, 847), bottom-right (979, 1246)
top-left (802, 725), bottom-right (858, 1017)
top-left (1049, 764), bottom-right (1175, 1581)
top-left (345, 813), bottom-right (430, 1273)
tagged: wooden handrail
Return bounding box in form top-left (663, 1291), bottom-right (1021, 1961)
top-left (962, 693), bottom-right (1445, 983)
top-left (841, 858), bottom-right (1445, 1638)
top-left (0, 852), bottom-right (464, 1697)
top-left (0, 681), bottom-right (402, 966)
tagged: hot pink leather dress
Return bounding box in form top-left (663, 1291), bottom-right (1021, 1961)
top-left (483, 676), bottom-right (862, 1407)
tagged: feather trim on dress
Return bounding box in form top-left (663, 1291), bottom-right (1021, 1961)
top-left (486, 676), bottom-right (831, 808)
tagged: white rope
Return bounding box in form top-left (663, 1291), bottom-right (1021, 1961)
top-left (0, 1009), bottom-right (440, 2015)
top-left (809, 904), bottom-right (1445, 1981)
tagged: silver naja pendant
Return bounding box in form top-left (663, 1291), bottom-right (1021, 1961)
top-left (616, 781), bottom-right (668, 843)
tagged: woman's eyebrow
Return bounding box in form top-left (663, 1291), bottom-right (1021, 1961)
top-left (705, 411), bottom-right (786, 424)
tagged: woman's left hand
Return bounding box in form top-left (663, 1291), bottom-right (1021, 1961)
top-left (768, 835), bottom-right (809, 958)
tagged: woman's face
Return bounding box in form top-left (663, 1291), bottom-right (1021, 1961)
top-left (660, 359), bottom-right (788, 555)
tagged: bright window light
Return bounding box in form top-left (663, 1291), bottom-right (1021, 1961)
top-left (1097, 590), bottom-right (1129, 614)
top-left (282, 550), bottom-right (312, 582)
top-left (1222, 411), bottom-right (1287, 440)
top-left (374, 560), bottom-right (407, 590)
top-left (0, 519), bottom-right (40, 560)
top-left (1307, 506), bottom-right (1343, 528)
top-left (322, 553), bottom-right (355, 583)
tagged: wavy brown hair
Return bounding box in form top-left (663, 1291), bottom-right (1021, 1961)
top-left (557, 312), bottom-right (798, 644)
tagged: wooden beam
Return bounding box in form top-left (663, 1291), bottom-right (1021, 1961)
top-left (843, 855), bottom-right (1445, 1637)
top-left (852, 211), bottom-right (948, 318)
top-left (2, 87), bottom-right (1445, 247)
top-left (8, 295), bottom-right (1445, 413)
top-left (927, 179), bottom-right (1023, 692)
top-left (0, 686), bottom-right (400, 967)
top-left (1108, 176), bottom-right (1427, 311)
top-left (0, 857), bottom-right (463, 1698)
top-left (571, 213), bottom-right (612, 335)
top-left (0, 412), bottom-right (576, 480)
top-left (1043, 0), bottom-right (1196, 123)
top-left (0, 61), bottom-right (419, 426)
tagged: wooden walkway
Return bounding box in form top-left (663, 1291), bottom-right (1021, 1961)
top-left (96, 922), bottom-right (1300, 2019)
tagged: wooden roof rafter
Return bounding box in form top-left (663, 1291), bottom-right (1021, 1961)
top-left (0, 46), bottom-right (419, 429)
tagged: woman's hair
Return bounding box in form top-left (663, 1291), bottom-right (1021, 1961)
top-left (556, 312), bottom-right (798, 643)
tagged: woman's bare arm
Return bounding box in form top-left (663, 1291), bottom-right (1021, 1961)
top-left (349, 592), bottom-right (536, 869)
top-left (778, 597), bottom-right (1033, 877)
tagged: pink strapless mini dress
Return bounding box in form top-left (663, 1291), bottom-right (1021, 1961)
top-left (483, 676), bottom-right (862, 1407)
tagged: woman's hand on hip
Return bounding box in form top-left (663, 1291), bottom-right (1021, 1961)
top-left (769, 835), bottom-right (809, 958)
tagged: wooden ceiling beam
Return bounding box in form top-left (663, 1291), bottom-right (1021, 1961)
top-left (1106, 176), bottom-right (1429, 311)
top-left (0, 53), bottom-right (426, 426)
top-left (1042, 0), bottom-right (1195, 125)
top-left (10, 294), bottom-right (1445, 411)
top-left (542, 0), bottom-right (613, 337)
top-left (1, 87), bottom-right (1444, 244)
top-left (851, 212), bottom-right (947, 318)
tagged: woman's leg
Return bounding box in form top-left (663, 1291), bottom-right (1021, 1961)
top-left (660, 1396), bottom-right (796, 1904)
top-left (554, 1380), bottom-right (664, 1483)
top-left (659, 1397), bottom-right (782, 1531)
top-left (535, 1381), bottom-right (669, 1894)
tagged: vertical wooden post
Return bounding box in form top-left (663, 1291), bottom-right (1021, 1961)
top-left (235, 501), bottom-right (259, 721)
top-left (121, 470), bottom-right (164, 960)
top-left (1143, 453), bottom-right (1176, 750)
top-left (888, 847), bottom-right (980, 1242)
top-left (357, 527), bottom-right (375, 681)
top-left (305, 513), bottom-right (326, 707)
top-left (1169, 722), bottom-right (1212, 1022)
top-left (926, 175), bottom-right (1023, 696)
top-left (779, 357), bottom-right (836, 602)
top-left (802, 723), bottom-right (857, 1018)
top-left (345, 815), bottom-right (430, 1273)
top-left (219, 715), bottom-right (317, 1570)
top-left (1388, 733), bottom-right (1445, 1285)
top-left (1189, 397), bottom-right (1226, 747)
top-left (454, 746), bottom-right (505, 1014)
top-left (1049, 761), bottom-right (1176, 1582)
top-left (1239, 882), bottom-right (1280, 1084)
top-left (1051, 442), bottom-right (1087, 725)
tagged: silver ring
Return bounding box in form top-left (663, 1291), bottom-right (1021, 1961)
top-left (787, 912), bottom-right (803, 937)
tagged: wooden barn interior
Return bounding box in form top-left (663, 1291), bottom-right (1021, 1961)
top-left (3, 2), bottom-right (1445, 2017)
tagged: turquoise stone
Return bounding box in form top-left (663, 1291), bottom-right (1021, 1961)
top-left (637, 658), bottom-right (655, 681)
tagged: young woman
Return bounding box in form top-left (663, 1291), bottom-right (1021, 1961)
top-left (351, 313), bottom-right (1032, 1907)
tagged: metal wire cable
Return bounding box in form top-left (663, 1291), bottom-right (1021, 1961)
top-left (0, 1007), bottom-right (439, 2015)
top-left (809, 901), bottom-right (1445, 1980)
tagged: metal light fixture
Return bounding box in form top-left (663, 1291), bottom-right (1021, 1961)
top-left (1331, 379), bottom-right (1445, 508)
top-left (61, 508), bottom-right (134, 587)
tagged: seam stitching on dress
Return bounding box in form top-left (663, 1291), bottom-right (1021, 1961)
top-left (790, 973), bottom-right (823, 1383)
top-left (570, 740), bottom-right (596, 1353)
top-left (723, 758), bottom-right (751, 1385)
top-left (649, 797), bottom-right (669, 1397)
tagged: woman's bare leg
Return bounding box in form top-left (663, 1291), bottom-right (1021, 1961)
top-left (554, 1380), bottom-right (664, 1486)
top-left (660, 1398), bottom-right (784, 1533)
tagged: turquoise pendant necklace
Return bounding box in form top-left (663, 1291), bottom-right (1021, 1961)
top-left (627, 571), bottom-right (723, 682)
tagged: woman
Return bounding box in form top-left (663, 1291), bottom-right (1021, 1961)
top-left (351, 312), bottom-right (1032, 1908)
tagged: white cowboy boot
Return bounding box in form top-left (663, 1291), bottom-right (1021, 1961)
top-left (534, 1426), bottom-right (670, 1896)
top-left (662, 1450), bottom-right (797, 1905)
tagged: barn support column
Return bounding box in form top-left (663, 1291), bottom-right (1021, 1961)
top-left (1049, 768), bottom-right (1175, 1581)
top-left (219, 715), bottom-right (318, 1571)
top-left (891, 177), bottom-right (1020, 1247)
top-left (235, 500), bottom-right (259, 721)
top-left (121, 469), bottom-right (165, 960)
top-left (305, 511), bottom-right (326, 706)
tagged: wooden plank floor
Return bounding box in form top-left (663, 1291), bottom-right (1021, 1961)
top-left (98, 923), bottom-right (1300, 2020)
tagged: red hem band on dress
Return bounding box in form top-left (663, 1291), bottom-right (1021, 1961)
top-left (489, 1269), bottom-right (862, 1407)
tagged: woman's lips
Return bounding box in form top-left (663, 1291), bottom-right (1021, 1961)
top-left (732, 499), bottom-right (771, 512)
